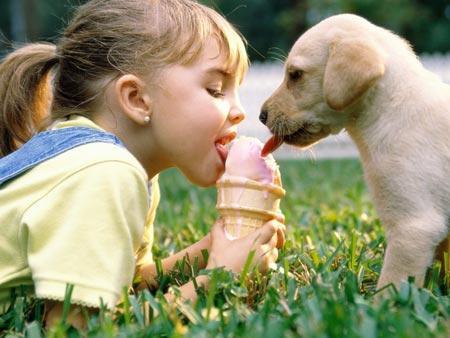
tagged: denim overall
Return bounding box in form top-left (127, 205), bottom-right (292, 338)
top-left (0, 127), bottom-right (124, 186)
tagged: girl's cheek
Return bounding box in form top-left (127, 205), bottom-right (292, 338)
top-left (207, 104), bottom-right (227, 125)
top-left (214, 95), bottom-right (230, 111)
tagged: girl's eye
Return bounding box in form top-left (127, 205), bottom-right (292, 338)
top-left (207, 88), bottom-right (225, 98)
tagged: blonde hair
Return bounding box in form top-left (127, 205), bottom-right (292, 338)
top-left (0, 0), bottom-right (248, 157)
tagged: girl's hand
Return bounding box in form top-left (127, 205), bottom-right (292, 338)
top-left (206, 218), bottom-right (286, 274)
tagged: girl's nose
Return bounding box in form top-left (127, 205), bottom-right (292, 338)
top-left (229, 105), bottom-right (245, 125)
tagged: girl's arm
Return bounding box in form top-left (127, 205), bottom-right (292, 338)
top-left (164, 275), bottom-right (210, 303)
top-left (137, 233), bottom-right (211, 290)
top-left (137, 212), bottom-right (285, 290)
top-left (138, 219), bottom-right (285, 303)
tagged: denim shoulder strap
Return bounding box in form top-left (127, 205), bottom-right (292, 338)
top-left (0, 127), bottom-right (124, 186)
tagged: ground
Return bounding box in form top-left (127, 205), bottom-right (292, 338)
top-left (1, 159), bottom-right (449, 337)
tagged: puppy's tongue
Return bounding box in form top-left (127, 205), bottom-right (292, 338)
top-left (261, 135), bottom-right (283, 157)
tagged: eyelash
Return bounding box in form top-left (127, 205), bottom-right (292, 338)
top-left (207, 88), bottom-right (225, 98)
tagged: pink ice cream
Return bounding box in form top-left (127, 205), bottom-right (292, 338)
top-left (222, 137), bottom-right (279, 184)
top-left (216, 136), bottom-right (284, 239)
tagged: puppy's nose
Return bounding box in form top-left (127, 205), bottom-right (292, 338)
top-left (259, 109), bottom-right (268, 124)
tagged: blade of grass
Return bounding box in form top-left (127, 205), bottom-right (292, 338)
top-left (350, 229), bottom-right (357, 272)
top-left (319, 241), bottom-right (344, 273)
top-left (129, 294), bottom-right (144, 327)
top-left (25, 321), bottom-right (43, 338)
top-left (206, 271), bottom-right (218, 320)
top-left (239, 250), bottom-right (256, 286)
top-left (122, 288), bottom-right (131, 326)
top-left (14, 296), bottom-right (25, 332)
top-left (61, 284), bottom-right (74, 326)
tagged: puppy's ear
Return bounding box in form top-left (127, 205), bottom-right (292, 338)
top-left (324, 38), bottom-right (385, 111)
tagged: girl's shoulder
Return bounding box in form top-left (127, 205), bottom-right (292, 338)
top-left (40, 141), bottom-right (148, 185)
top-left (0, 141), bottom-right (148, 204)
top-left (47, 114), bottom-right (148, 180)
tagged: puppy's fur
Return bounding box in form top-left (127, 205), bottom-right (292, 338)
top-left (261, 14), bottom-right (450, 288)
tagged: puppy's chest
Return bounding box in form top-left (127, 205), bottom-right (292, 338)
top-left (361, 158), bottom-right (406, 201)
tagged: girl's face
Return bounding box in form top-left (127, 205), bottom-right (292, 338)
top-left (148, 38), bottom-right (246, 186)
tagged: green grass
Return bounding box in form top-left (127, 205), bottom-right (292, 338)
top-left (1, 159), bottom-right (449, 337)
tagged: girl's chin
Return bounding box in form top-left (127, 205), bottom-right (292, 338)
top-left (199, 167), bottom-right (223, 187)
top-left (188, 174), bottom-right (218, 187)
top-left (178, 151), bottom-right (225, 186)
top-left (182, 163), bottom-right (223, 187)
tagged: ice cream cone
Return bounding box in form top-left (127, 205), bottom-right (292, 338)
top-left (216, 172), bottom-right (285, 239)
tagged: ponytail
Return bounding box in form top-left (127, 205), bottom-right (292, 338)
top-left (0, 43), bottom-right (58, 157)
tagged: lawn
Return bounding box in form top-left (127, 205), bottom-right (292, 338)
top-left (1, 159), bottom-right (449, 337)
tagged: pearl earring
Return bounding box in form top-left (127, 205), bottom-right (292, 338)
top-left (144, 115), bottom-right (151, 124)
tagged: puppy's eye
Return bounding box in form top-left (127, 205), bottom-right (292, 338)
top-left (288, 70), bottom-right (303, 82)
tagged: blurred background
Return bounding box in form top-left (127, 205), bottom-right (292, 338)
top-left (1, 0), bottom-right (450, 158)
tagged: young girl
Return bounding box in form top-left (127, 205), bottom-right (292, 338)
top-left (0, 0), bottom-right (284, 330)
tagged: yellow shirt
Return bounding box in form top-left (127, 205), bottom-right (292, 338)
top-left (0, 115), bottom-right (159, 312)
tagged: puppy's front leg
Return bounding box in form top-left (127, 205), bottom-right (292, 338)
top-left (377, 213), bottom-right (448, 289)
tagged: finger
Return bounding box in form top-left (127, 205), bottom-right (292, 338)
top-left (274, 212), bottom-right (285, 224)
top-left (260, 244), bottom-right (277, 258)
top-left (271, 248), bottom-right (279, 262)
top-left (268, 232), bottom-right (278, 249)
top-left (276, 225), bottom-right (286, 249)
top-left (210, 218), bottom-right (225, 240)
top-left (259, 247), bottom-right (278, 273)
top-left (252, 220), bottom-right (281, 245)
top-left (266, 248), bottom-right (279, 267)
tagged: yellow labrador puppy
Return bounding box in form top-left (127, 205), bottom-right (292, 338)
top-left (260, 14), bottom-right (450, 289)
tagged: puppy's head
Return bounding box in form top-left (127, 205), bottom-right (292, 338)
top-left (261, 14), bottom-right (386, 148)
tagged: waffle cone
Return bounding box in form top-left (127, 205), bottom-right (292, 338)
top-left (216, 173), bottom-right (285, 239)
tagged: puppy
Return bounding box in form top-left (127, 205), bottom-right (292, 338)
top-left (260, 14), bottom-right (450, 289)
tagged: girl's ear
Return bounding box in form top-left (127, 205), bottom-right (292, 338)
top-left (115, 74), bottom-right (152, 125)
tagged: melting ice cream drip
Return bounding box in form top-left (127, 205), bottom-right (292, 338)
top-left (236, 211), bottom-right (242, 237)
top-left (235, 178), bottom-right (248, 206)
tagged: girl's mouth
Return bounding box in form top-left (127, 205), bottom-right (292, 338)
top-left (215, 131), bottom-right (237, 164)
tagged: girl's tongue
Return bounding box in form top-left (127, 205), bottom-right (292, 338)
top-left (215, 142), bottom-right (228, 164)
